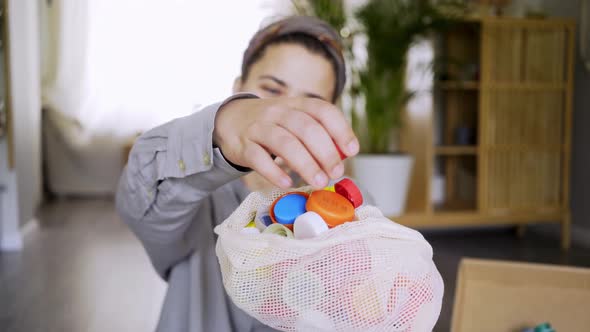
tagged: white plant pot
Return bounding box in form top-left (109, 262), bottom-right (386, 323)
top-left (352, 154), bottom-right (414, 217)
top-left (431, 174), bottom-right (446, 206)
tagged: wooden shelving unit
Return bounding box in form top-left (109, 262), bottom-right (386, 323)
top-left (395, 17), bottom-right (575, 249)
top-left (435, 146), bottom-right (478, 155)
top-left (438, 81), bottom-right (480, 90)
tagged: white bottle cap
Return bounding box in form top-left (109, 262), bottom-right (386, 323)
top-left (240, 227), bottom-right (261, 235)
top-left (293, 211), bottom-right (329, 239)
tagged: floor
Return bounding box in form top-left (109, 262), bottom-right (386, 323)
top-left (0, 198), bottom-right (589, 332)
top-left (426, 225), bottom-right (590, 331)
top-left (0, 198), bottom-right (166, 332)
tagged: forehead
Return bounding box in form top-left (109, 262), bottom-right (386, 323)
top-left (247, 43), bottom-right (336, 100)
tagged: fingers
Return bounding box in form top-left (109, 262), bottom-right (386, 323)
top-left (227, 97), bottom-right (357, 189)
top-left (242, 142), bottom-right (292, 189)
top-left (286, 98), bottom-right (359, 157)
top-left (250, 124), bottom-right (329, 188)
top-left (277, 111), bottom-right (344, 179)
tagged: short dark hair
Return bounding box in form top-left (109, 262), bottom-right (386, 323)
top-left (241, 33), bottom-right (340, 101)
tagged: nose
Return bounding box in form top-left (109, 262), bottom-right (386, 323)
top-left (285, 89), bottom-right (303, 99)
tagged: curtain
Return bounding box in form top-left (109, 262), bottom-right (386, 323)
top-left (41, 0), bottom-right (276, 194)
top-left (42, 0), bottom-right (275, 138)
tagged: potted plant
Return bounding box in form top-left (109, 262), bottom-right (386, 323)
top-left (293, 0), bottom-right (462, 216)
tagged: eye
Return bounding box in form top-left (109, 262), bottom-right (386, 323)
top-left (262, 86), bottom-right (282, 96)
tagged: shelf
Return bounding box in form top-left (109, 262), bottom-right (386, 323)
top-left (486, 144), bottom-right (563, 151)
top-left (438, 81), bottom-right (567, 91)
top-left (435, 146), bottom-right (478, 155)
top-left (475, 17), bottom-right (576, 28)
top-left (437, 81), bottom-right (480, 90)
top-left (395, 19), bottom-right (572, 249)
top-left (391, 211), bottom-right (564, 229)
top-left (434, 200), bottom-right (477, 213)
top-left (484, 82), bottom-right (567, 91)
top-left (433, 155), bottom-right (478, 213)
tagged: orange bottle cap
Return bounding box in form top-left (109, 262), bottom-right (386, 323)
top-left (305, 190), bottom-right (355, 228)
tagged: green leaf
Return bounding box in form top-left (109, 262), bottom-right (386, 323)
top-left (292, 0), bottom-right (466, 154)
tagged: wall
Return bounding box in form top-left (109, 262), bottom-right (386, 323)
top-left (10, 0), bottom-right (42, 227)
top-left (0, 0), bottom-right (42, 250)
top-left (542, 0), bottom-right (590, 243)
top-left (0, 140), bottom-right (19, 249)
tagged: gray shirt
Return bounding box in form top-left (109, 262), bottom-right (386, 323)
top-left (116, 94), bottom-right (280, 332)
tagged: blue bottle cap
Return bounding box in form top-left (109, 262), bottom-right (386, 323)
top-left (262, 215), bottom-right (273, 226)
top-left (273, 193), bottom-right (308, 225)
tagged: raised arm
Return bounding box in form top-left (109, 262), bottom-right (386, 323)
top-left (115, 95), bottom-right (255, 278)
top-left (116, 94), bottom-right (358, 278)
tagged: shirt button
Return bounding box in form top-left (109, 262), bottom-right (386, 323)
top-left (178, 159), bottom-right (186, 171)
top-left (203, 152), bottom-right (211, 166)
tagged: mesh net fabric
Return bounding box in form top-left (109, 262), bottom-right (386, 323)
top-left (214, 186), bottom-right (444, 332)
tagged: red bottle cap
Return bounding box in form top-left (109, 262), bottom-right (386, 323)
top-left (334, 178), bottom-right (363, 208)
top-left (334, 139), bottom-right (346, 160)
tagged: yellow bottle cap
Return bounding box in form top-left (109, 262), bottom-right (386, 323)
top-left (323, 185), bottom-right (335, 192)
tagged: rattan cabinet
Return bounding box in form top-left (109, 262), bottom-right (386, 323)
top-left (396, 17), bottom-right (575, 249)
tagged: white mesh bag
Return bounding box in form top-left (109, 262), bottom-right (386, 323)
top-left (214, 186), bottom-right (444, 332)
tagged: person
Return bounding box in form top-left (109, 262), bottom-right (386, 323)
top-left (116, 16), bottom-right (358, 332)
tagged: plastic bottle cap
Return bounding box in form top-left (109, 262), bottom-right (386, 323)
top-left (334, 139), bottom-right (346, 160)
top-left (294, 211), bottom-right (329, 239)
top-left (262, 223), bottom-right (295, 238)
top-left (305, 190), bottom-right (355, 228)
top-left (295, 310), bottom-right (335, 331)
top-left (283, 270), bottom-right (324, 312)
top-left (534, 323), bottom-right (554, 332)
top-left (240, 227), bottom-right (261, 235)
top-left (335, 178), bottom-right (363, 208)
top-left (336, 145), bottom-right (346, 160)
top-left (271, 192), bottom-right (308, 229)
top-left (323, 185), bottom-right (335, 192)
top-left (255, 205), bottom-right (273, 231)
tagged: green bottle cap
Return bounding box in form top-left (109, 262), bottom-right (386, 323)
top-left (534, 322), bottom-right (553, 332)
top-left (262, 223), bottom-right (294, 238)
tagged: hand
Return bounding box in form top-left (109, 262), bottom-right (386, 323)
top-left (213, 97), bottom-right (359, 189)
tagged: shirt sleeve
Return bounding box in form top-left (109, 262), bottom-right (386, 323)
top-left (115, 93), bottom-right (257, 278)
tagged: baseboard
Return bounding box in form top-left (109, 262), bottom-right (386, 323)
top-left (0, 229), bottom-right (22, 251)
top-left (21, 217), bottom-right (39, 239)
top-left (0, 218), bottom-right (38, 251)
top-left (571, 225), bottom-right (590, 249)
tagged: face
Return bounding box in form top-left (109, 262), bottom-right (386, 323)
top-left (234, 43), bottom-right (336, 102)
top-left (237, 43), bottom-right (337, 190)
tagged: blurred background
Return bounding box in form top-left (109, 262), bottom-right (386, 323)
top-left (0, 0), bottom-right (589, 331)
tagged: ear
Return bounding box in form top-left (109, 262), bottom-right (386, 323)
top-left (232, 76), bottom-right (243, 94)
